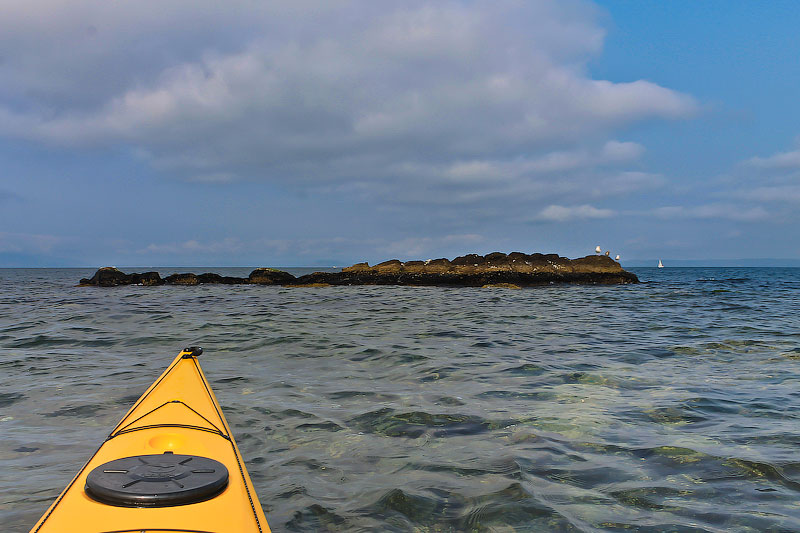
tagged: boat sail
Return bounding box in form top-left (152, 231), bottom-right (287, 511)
top-left (657, 259), bottom-right (664, 268)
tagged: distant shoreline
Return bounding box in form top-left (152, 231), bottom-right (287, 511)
top-left (623, 259), bottom-right (800, 267)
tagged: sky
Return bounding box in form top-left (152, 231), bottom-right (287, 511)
top-left (1, 0), bottom-right (799, 267)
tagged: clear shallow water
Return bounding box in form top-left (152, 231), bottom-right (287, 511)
top-left (2, 267), bottom-right (800, 532)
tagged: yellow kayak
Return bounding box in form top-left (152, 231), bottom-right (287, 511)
top-left (30, 347), bottom-right (271, 533)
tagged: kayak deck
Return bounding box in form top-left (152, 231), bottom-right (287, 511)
top-left (31, 348), bottom-right (270, 533)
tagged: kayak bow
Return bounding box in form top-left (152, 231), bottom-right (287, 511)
top-left (31, 347), bottom-right (270, 533)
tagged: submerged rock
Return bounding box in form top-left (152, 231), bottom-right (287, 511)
top-left (482, 283), bottom-right (522, 289)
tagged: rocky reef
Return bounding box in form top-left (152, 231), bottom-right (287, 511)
top-left (79, 267), bottom-right (164, 287)
top-left (78, 266), bottom-right (294, 287)
top-left (292, 252), bottom-right (637, 287)
top-left (79, 253), bottom-right (638, 287)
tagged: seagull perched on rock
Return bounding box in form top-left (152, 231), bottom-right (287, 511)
top-left (605, 251), bottom-right (610, 257)
top-left (595, 245), bottom-right (602, 254)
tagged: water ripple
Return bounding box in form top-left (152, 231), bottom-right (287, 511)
top-left (2, 267), bottom-right (800, 531)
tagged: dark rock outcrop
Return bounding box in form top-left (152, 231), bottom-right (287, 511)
top-left (248, 268), bottom-right (296, 285)
top-left (291, 252), bottom-right (637, 286)
top-left (197, 273), bottom-right (251, 284)
top-left (79, 267), bottom-right (280, 286)
top-left (79, 253), bottom-right (637, 288)
top-left (163, 273), bottom-right (200, 285)
top-left (160, 272), bottom-right (253, 285)
top-left (79, 267), bottom-right (163, 287)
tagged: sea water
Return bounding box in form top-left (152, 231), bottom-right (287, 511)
top-left (1, 267), bottom-right (799, 532)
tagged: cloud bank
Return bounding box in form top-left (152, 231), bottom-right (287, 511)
top-left (0, 0), bottom-right (695, 212)
top-left (747, 143), bottom-right (800, 169)
top-left (725, 141), bottom-right (800, 214)
top-left (533, 204), bottom-right (614, 222)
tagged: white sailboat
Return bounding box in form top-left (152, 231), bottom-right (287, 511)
top-left (657, 259), bottom-right (664, 268)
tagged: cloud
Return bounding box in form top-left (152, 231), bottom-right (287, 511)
top-left (740, 185), bottom-right (800, 203)
top-left (138, 237), bottom-right (338, 258)
top-left (379, 234), bottom-right (485, 258)
top-left (402, 140), bottom-right (645, 186)
top-left (532, 204), bottom-right (614, 222)
top-left (602, 140), bottom-right (646, 161)
top-left (726, 141), bottom-right (800, 207)
top-left (510, 141), bottom-right (645, 174)
top-left (747, 147), bottom-right (800, 169)
top-left (186, 173), bottom-right (238, 184)
top-left (140, 238), bottom-right (250, 255)
top-left (722, 184), bottom-right (800, 214)
top-left (653, 203), bottom-right (769, 222)
top-left (320, 140), bottom-right (655, 212)
top-left (594, 171), bottom-right (664, 196)
top-left (0, 231), bottom-right (61, 253)
top-left (136, 234), bottom-right (488, 263)
top-left (0, 0), bottom-right (696, 206)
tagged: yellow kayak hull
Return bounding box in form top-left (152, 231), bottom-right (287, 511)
top-left (31, 348), bottom-right (270, 533)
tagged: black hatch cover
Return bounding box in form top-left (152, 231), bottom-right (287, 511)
top-left (85, 452), bottom-right (228, 507)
